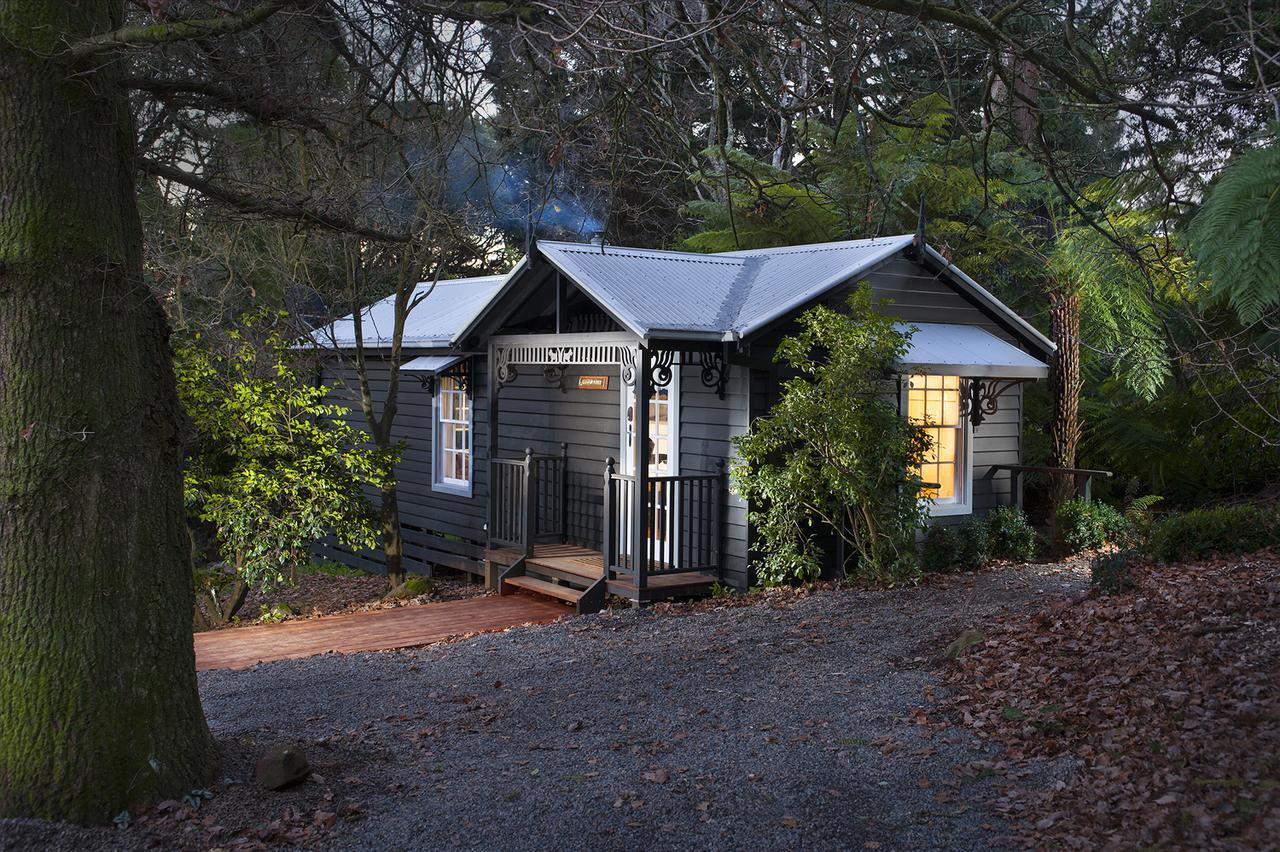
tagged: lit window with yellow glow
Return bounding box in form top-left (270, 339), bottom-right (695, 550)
top-left (907, 374), bottom-right (963, 503)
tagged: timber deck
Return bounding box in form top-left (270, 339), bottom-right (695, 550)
top-left (194, 594), bottom-right (565, 671)
top-left (487, 543), bottom-right (604, 580)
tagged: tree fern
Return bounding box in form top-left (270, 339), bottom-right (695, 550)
top-left (1188, 140), bottom-right (1280, 325)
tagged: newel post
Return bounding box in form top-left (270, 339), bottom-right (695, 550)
top-left (713, 458), bottom-right (726, 581)
top-left (559, 441), bottom-right (569, 543)
top-left (603, 457), bottom-right (616, 576)
top-left (522, 446), bottom-right (534, 557)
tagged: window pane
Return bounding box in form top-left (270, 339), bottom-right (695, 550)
top-left (937, 427), bottom-right (957, 464)
top-left (926, 394), bottom-right (942, 425)
top-left (935, 463), bottom-right (956, 499)
top-left (942, 390), bottom-right (960, 426)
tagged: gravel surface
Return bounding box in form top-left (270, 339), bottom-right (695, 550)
top-left (1, 561), bottom-right (1088, 852)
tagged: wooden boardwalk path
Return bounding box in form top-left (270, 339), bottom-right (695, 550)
top-left (195, 594), bottom-right (567, 671)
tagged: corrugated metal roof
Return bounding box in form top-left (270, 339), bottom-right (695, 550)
top-left (312, 274), bottom-right (505, 349)
top-left (537, 235), bottom-right (915, 338)
top-left (898, 322), bottom-right (1049, 378)
top-left (400, 354), bottom-right (466, 373)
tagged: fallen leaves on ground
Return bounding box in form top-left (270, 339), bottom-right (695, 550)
top-left (213, 570), bottom-right (487, 631)
top-left (940, 550), bottom-right (1280, 849)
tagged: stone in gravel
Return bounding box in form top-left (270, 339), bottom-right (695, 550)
top-left (253, 745), bottom-right (310, 790)
top-left (945, 628), bottom-right (986, 660)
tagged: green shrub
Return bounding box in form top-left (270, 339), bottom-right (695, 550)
top-left (1149, 504), bottom-right (1280, 562)
top-left (1090, 550), bottom-right (1136, 595)
top-left (256, 603), bottom-right (294, 624)
top-left (385, 575), bottom-right (437, 600)
top-left (922, 517), bottom-right (990, 573)
top-left (1122, 495), bottom-right (1164, 550)
top-left (1057, 498), bottom-right (1131, 553)
top-left (986, 506), bottom-right (1039, 561)
top-left (732, 287), bottom-right (929, 585)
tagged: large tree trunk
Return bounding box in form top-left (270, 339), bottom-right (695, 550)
top-left (381, 484), bottom-right (406, 588)
top-left (1047, 285), bottom-right (1083, 513)
top-left (0, 0), bottom-right (217, 823)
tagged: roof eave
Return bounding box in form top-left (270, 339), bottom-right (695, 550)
top-left (921, 245), bottom-right (1056, 357)
top-left (898, 361), bottom-right (1049, 380)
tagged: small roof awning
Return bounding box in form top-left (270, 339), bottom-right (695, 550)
top-left (896, 322), bottom-right (1049, 379)
top-left (399, 354), bottom-right (467, 374)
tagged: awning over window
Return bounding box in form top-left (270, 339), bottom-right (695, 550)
top-left (896, 323), bottom-right (1049, 379)
top-left (399, 354), bottom-right (466, 374)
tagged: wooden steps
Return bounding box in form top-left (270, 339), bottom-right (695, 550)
top-left (502, 575), bottom-right (585, 604)
top-left (490, 543), bottom-right (719, 610)
top-left (496, 547), bottom-right (608, 615)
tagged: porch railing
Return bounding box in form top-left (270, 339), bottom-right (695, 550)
top-left (603, 458), bottom-right (725, 587)
top-left (489, 444), bottom-right (568, 554)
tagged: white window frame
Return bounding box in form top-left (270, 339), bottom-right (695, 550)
top-left (902, 374), bottom-right (973, 517)
top-left (618, 366), bottom-right (680, 477)
top-left (432, 373), bottom-right (473, 497)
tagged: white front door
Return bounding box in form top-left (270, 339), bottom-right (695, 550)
top-left (620, 367), bottom-right (679, 565)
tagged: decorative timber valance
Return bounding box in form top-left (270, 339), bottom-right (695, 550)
top-left (490, 333), bottom-right (731, 399)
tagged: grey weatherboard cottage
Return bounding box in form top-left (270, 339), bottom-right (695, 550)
top-left (312, 233), bottom-right (1055, 613)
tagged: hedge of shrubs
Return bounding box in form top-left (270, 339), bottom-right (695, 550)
top-left (1148, 503), bottom-right (1280, 562)
top-left (922, 506), bottom-right (1039, 573)
top-left (923, 499), bottom-right (1280, 579)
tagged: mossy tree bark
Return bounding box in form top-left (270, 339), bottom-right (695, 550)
top-left (0, 0), bottom-right (217, 823)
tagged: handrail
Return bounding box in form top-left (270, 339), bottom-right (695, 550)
top-left (488, 444), bottom-right (569, 554)
top-left (990, 464), bottom-right (1113, 478)
top-left (988, 463), bottom-right (1113, 504)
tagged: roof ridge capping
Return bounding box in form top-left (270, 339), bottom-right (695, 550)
top-left (718, 233), bottom-right (915, 258)
top-left (541, 240), bottom-right (744, 266)
top-left (416, 273), bottom-right (507, 286)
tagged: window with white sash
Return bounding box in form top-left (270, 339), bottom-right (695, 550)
top-left (433, 374), bottom-right (471, 494)
top-left (906, 374), bottom-right (971, 515)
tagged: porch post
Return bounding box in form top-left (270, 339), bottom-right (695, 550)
top-left (484, 341), bottom-right (501, 589)
top-left (602, 457), bottom-right (615, 578)
top-left (559, 441), bottom-right (569, 544)
top-left (631, 345), bottom-right (651, 591)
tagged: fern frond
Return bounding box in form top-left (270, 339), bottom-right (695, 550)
top-left (1188, 141), bottom-right (1280, 325)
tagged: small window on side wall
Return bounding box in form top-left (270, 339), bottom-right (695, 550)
top-left (434, 373), bottom-right (471, 494)
top-left (906, 374), bottom-right (971, 515)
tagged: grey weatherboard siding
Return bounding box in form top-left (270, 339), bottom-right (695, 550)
top-left (315, 248), bottom-right (1038, 587)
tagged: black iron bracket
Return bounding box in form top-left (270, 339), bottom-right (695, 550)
top-left (959, 377), bottom-right (1025, 427)
top-left (543, 364), bottom-right (566, 392)
top-left (647, 349), bottom-right (675, 392)
top-left (698, 346), bottom-right (730, 400)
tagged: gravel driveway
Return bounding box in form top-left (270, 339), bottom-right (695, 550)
top-left (1, 562), bottom-right (1087, 852)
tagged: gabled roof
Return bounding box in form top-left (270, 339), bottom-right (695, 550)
top-left (535, 235), bottom-right (914, 339)
top-left (313, 274), bottom-right (507, 350)
top-left (319, 235), bottom-right (1054, 361)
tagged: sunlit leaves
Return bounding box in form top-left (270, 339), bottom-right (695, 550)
top-left (176, 312), bottom-right (395, 591)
